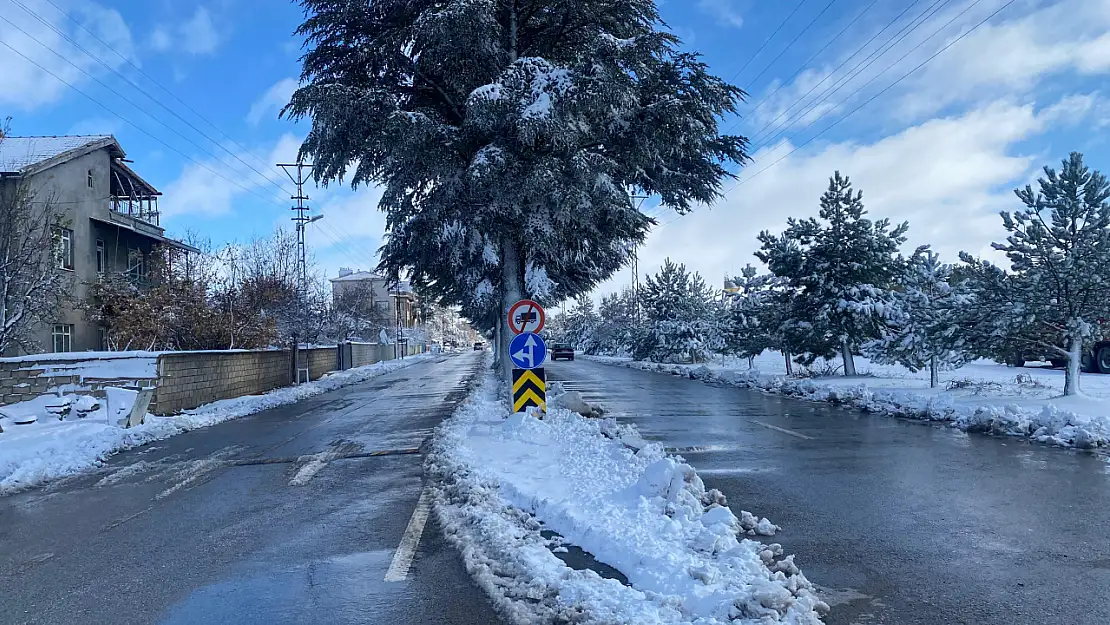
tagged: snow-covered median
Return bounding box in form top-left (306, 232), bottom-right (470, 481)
top-left (587, 353), bottom-right (1110, 450)
top-left (0, 353), bottom-right (438, 495)
top-left (428, 371), bottom-right (826, 624)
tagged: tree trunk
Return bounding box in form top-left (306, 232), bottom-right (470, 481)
top-left (929, 354), bottom-right (939, 389)
top-left (501, 237), bottom-right (523, 388)
top-left (1064, 336), bottom-right (1083, 397)
top-left (783, 350), bottom-right (793, 376)
top-left (747, 355), bottom-right (754, 369)
top-left (493, 322), bottom-right (502, 371)
top-left (841, 339), bottom-right (856, 376)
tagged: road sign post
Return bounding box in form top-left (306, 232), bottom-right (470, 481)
top-left (512, 368), bottom-right (546, 413)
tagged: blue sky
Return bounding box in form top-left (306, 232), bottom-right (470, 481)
top-left (4, 0), bottom-right (1109, 295)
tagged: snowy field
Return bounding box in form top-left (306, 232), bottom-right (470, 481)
top-left (428, 369), bottom-right (827, 624)
top-left (587, 352), bottom-right (1110, 450)
top-left (0, 353), bottom-right (436, 495)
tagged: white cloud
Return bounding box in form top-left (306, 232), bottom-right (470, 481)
top-left (148, 6), bottom-right (222, 56)
top-left (160, 134), bottom-right (303, 219)
top-left (0, 0), bottom-right (135, 110)
top-left (602, 95), bottom-right (1098, 297)
top-left (247, 78), bottom-right (299, 126)
top-left (697, 0), bottom-right (744, 29)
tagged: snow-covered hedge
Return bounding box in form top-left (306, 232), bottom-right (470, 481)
top-left (427, 372), bottom-right (827, 624)
top-left (590, 357), bottom-right (1110, 450)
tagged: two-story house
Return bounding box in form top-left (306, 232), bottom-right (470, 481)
top-left (0, 135), bottom-right (199, 354)
top-left (330, 269), bottom-right (420, 332)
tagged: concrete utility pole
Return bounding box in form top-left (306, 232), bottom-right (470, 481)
top-left (278, 162), bottom-right (319, 381)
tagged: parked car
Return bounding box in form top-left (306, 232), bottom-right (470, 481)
top-left (473, 342), bottom-right (484, 350)
top-left (550, 344), bottom-right (575, 361)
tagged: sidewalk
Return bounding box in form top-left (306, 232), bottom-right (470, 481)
top-left (586, 352), bottom-right (1110, 450)
top-left (428, 369), bottom-right (827, 624)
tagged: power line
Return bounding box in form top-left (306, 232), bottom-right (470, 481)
top-left (656, 0), bottom-right (1015, 231)
top-left (744, 0), bottom-right (840, 90)
top-left (0, 35), bottom-right (292, 212)
top-left (727, 0), bottom-right (809, 83)
top-left (753, 0), bottom-right (954, 150)
top-left (732, 0), bottom-right (881, 135)
top-left (32, 0), bottom-right (296, 191)
top-left (745, 0), bottom-right (932, 147)
top-left (0, 12), bottom-right (292, 204)
top-left (8, 0), bottom-right (295, 198)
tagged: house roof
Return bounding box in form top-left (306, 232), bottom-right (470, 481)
top-left (331, 271), bottom-right (386, 283)
top-left (0, 135), bottom-right (123, 176)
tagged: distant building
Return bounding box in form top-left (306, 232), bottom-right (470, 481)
top-left (330, 268), bottom-right (418, 329)
top-left (0, 135), bottom-right (199, 354)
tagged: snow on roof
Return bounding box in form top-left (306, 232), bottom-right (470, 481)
top-left (330, 271), bottom-right (385, 282)
top-left (0, 135), bottom-right (118, 174)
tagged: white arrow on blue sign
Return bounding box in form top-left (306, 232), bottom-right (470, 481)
top-left (509, 332), bottom-right (547, 370)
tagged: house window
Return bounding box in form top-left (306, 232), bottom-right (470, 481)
top-left (54, 227), bottom-right (73, 270)
top-left (87, 169), bottom-right (93, 188)
top-left (128, 248), bottom-right (145, 280)
top-left (95, 239), bottom-right (105, 274)
top-left (51, 324), bottom-right (73, 353)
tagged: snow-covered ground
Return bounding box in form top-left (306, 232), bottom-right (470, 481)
top-left (587, 352), bottom-right (1110, 450)
top-left (428, 368), bottom-right (827, 624)
top-left (0, 353), bottom-right (437, 495)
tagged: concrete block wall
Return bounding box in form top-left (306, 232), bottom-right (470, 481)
top-left (349, 342), bottom-right (381, 368)
top-left (152, 350), bottom-right (292, 415)
top-left (304, 347), bottom-right (339, 381)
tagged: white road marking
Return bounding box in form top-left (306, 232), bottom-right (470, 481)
top-left (384, 487), bottom-right (432, 582)
top-left (751, 420), bottom-right (815, 440)
top-left (288, 452), bottom-right (333, 486)
top-left (155, 448), bottom-right (240, 500)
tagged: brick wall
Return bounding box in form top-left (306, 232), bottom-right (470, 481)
top-left (151, 350), bottom-right (292, 415)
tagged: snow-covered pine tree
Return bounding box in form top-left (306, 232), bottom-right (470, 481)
top-left (723, 264), bottom-right (780, 368)
top-left (562, 295), bottom-right (601, 353)
top-left (634, 258), bottom-right (722, 363)
top-left (962, 153), bottom-right (1110, 396)
top-left (594, 287), bottom-right (638, 355)
top-left (284, 0), bottom-right (749, 383)
top-left (864, 248), bottom-right (971, 387)
top-left (756, 172), bottom-right (907, 375)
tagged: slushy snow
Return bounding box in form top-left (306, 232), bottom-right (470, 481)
top-left (427, 367), bottom-right (827, 624)
top-left (0, 353), bottom-right (436, 494)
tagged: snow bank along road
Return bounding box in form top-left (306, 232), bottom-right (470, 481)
top-left (547, 358), bottom-right (1110, 625)
top-left (0, 351), bottom-right (506, 625)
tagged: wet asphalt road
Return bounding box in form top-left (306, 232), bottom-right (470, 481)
top-left (547, 358), bottom-right (1110, 625)
top-left (0, 351), bottom-right (504, 625)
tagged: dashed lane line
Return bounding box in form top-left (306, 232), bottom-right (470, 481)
top-left (750, 420), bottom-right (815, 440)
top-left (384, 486), bottom-right (432, 582)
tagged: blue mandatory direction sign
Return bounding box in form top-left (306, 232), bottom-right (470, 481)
top-left (508, 332), bottom-right (547, 370)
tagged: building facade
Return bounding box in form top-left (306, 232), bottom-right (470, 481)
top-left (330, 269), bottom-right (419, 331)
top-left (0, 135), bottom-right (198, 354)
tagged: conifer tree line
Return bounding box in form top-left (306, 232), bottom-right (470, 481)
top-left (551, 153), bottom-right (1110, 397)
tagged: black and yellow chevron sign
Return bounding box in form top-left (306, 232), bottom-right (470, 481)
top-left (512, 368), bottom-right (546, 413)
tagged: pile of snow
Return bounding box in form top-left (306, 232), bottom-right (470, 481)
top-left (0, 353), bottom-right (438, 495)
top-left (428, 370), bottom-right (827, 624)
top-left (586, 353), bottom-right (1110, 450)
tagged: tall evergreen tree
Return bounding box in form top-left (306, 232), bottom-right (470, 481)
top-left (864, 248), bottom-right (971, 387)
top-left (562, 295), bottom-right (600, 352)
top-left (594, 287), bottom-right (639, 355)
top-left (634, 258), bottom-right (721, 363)
top-left (960, 153), bottom-right (1110, 396)
top-left (757, 172), bottom-right (907, 375)
top-left (284, 0), bottom-right (749, 383)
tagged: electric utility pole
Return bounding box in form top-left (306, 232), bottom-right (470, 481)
top-left (278, 162), bottom-right (321, 381)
